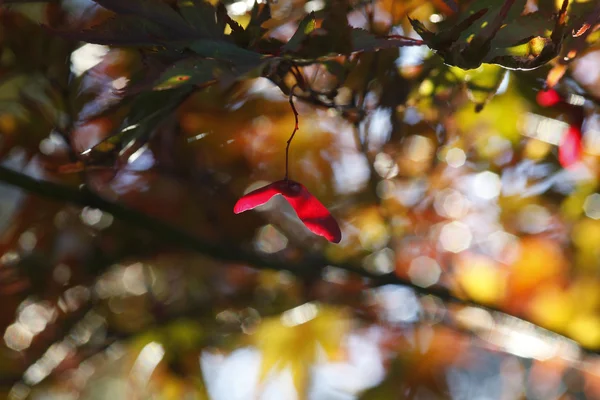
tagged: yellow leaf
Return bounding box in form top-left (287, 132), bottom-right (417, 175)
top-left (572, 219), bottom-right (600, 253)
top-left (524, 139), bottom-right (552, 161)
top-left (253, 304), bottom-right (349, 397)
top-left (569, 278), bottom-right (600, 313)
top-left (456, 89), bottom-right (528, 150)
top-left (528, 284), bottom-right (573, 331)
top-left (455, 253), bottom-right (506, 305)
top-left (509, 237), bottom-right (565, 294)
top-left (567, 314), bottom-right (600, 349)
top-left (162, 319), bottom-right (204, 352)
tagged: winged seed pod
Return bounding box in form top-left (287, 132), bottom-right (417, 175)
top-left (234, 180), bottom-right (342, 243)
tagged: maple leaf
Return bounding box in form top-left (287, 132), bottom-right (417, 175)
top-left (253, 304), bottom-right (349, 396)
top-left (234, 180), bottom-right (342, 243)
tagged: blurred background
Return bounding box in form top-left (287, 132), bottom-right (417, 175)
top-left (1, 0), bottom-right (600, 399)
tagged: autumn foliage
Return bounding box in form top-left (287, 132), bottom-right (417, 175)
top-left (1, 0), bottom-right (600, 399)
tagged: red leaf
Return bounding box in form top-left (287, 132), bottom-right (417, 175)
top-left (537, 89), bottom-right (562, 107)
top-left (234, 180), bottom-right (342, 243)
top-left (558, 125), bottom-right (583, 168)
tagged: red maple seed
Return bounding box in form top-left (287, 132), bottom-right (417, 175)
top-left (558, 125), bottom-right (583, 168)
top-left (234, 180), bottom-right (342, 243)
top-left (536, 89), bottom-right (562, 107)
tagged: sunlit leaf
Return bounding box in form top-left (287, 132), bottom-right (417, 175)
top-left (508, 237), bottom-right (566, 297)
top-left (254, 305), bottom-right (349, 395)
top-left (455, 253), bottom-right (506, 305)
top-left (153, 58), bottom-right (219, 91)
top-left (457, 64), bottom-right (506, 111)
top-left (528, 284), bottom-right (573, 331)
top-left (456, 88), bottom-right (525, 146)
top-left (567, 314), bottom-right (600, 348)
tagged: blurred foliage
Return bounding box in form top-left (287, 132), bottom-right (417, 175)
top-left (1, 0), bottom-right (600, 399)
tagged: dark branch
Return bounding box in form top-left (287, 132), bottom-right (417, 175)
top-left (0, 165), bottom-right (597, 354)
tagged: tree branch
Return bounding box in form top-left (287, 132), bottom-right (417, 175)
top-left (0, 165), bottom-right (597, 354)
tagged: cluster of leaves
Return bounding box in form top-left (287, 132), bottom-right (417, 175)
top-left (31, 0), bottom-right (423, 165)
top-left (409, 0), bottom-right (569, 70)
top-left (2, 0), bottom-right (592, 170)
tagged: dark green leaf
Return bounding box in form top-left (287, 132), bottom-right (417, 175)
top-left (46, 15), bottom-right (172, 46)
top-left (177, 0), bottom-right (225, 39)
top-left (457, 0), bottom-right (527, 43)
top-left (409, 8), bottom-right (488, 54)
top-left (94, 0), bottom-right (189, 33)
top-left (492, 12), bottom-right (554, 48)
top-left (321, 1), bottom-right (353, 55)
top-left (350, 29), bottom-right (383, 52)
top-left (189, 39), bottom-right (264, 66)
top-left (247, 1), bottom-right (270, 31)
top-left (231, 1), bottom-right (269, 48)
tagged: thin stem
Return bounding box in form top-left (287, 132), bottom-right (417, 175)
top-left (285, 85), bottom-right (299, 181)
top-left (291, 64), bottom-right (307, 91)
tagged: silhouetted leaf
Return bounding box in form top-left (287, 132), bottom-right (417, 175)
top-left (247, 0), bottom-right (270, 32)
top-left (47, 15), bottom-right (173, 46)
top-left (176, 0), bottom-right (225, 39)
top-left (94, 0), bottom-right (189, 32)
top-left (321, 0), bottom-right (353, 55)
top-left (457, 0), bottom-right (527, 43)
top-left (85, 87), bottom-right (192, 159)
top-left (189, 39), bottom-right (264, 66)
top-left (493, 12), bottom-right (555, 48)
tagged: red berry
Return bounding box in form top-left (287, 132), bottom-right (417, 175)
top-left (537, 89), bottom-right (562, 107)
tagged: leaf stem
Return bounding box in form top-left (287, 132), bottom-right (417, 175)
top-left (285, 85), bottom-right (299, 181)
